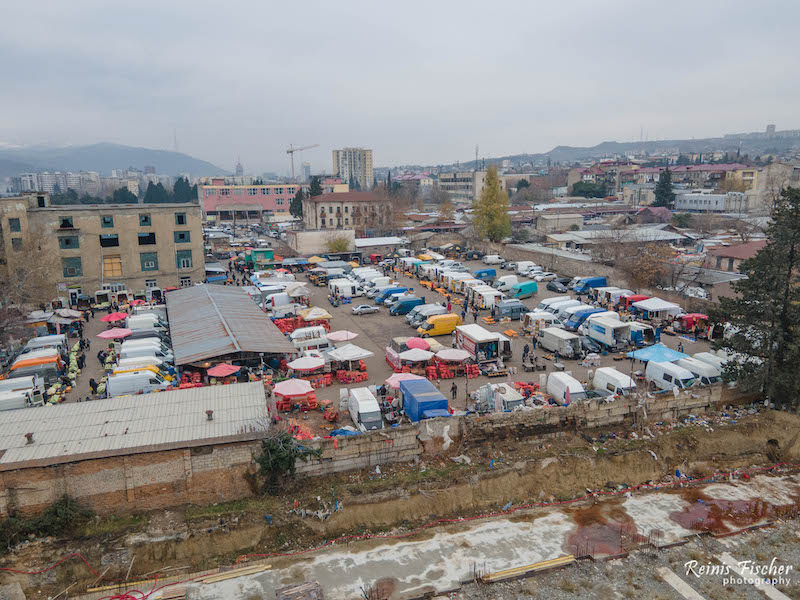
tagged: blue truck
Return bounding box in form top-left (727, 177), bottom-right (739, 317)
top-left (573, 276), bottom-right (607, 294)
top-left (399, 379), bottom-right (450, 422)
top-left (389, 296), bottom-right (424, 316)
top-left (473, 268), bottom-right (496, 283)
top-left (564, 307), bottom-right (606, 331)
top-left (375, 287), bottom-right (408, 305)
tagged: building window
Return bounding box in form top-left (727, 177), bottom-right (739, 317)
top-left (344, 206), bottom-right (349, 213)
top-left (11, 238), bottom-right (22, 251)
top-left (140, 252), bottom-right (158, 271)
top-left (99, 234), bottom-right (119, 247)
top-left (219, 188), bottom-right (230, 196)
top-left (233, 188), bottom-right (244, 196)
top-left (176, 249), bottom-right (192, 269)
top-left (205, 188), bottom-right (217, 196)
top-left (145, 279), bottom-right (157, 288)
top-left (248, 188), bottom-right (258, 196)
top-left (58, 236), bottom-right (79, 249)
top-left (59, 216), bottom-right (74, 229)
top-left (275, 187), bottom-right (284, 194)
top-left (179, 276), bottom-right (192, 287)
top-left (175, 212), bottom-right (186, 225)
top-left (345, 218), bottom-right (349, 225)
top-left (101, 216), bottom-right (114, 228)
top-left (261, 188), bottom-right (270, 195)
top-left (321, 218), bottom-right (326, 226)
top-left (62, 257), bottom-right (82, 278)
top-left (138, 232), bottom-right (156, 245)
top-left (276, 199), bottom-right (284, 206)
top-left (8, 218), bottom-right (20, 232)
top-left (174, 231), bottom-right (191, 243)
top-left (139, 214), bottom-right (151, 226)
top-left (103, 255), bottom-right (123, 277)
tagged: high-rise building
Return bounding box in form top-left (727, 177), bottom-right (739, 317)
top-left (235, 159), bottom-right (244, 177)
top-left (302, 162), bottom-right (312, 183)
top-left (332, 148), bottom-right (373, 190)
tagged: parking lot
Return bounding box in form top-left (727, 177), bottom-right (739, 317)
top-left (293, 258), bottom-right (713, 432)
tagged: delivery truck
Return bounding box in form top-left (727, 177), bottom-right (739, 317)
top-left (399, 379), bottom-right (449, 422)
top-left (587, 316), bottom-right (631, 350)
top-left (538, 327), bottom-right (581, 358)
top-left (454, 324), bottom-right (502, 363)
top-left (347, 387), bottom-right (384, 432)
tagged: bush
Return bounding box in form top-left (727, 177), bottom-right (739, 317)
top-left (0, 496), bottom-right (93, 554)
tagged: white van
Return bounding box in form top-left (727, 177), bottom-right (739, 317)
top-left (347, 387), bottom-right (384, 432)
top-left (364, 276), bottom-right (391, 290)
top-left (23, 334), bottom-right (68, 355)
top-left (117, 356), bottom-right (166, 369)
top-left (483, 254), bottom-right (504, 265)
top-left (127, 315), bottom-right (167, 331)
top-left (119, 346), bottom-right (174, 363)
top-left (579, 311), bottom-right (620, 334)
top-left (0, 375), bottom-right (45, 397)
top-left (515, 261), bottom-right (537, 275)
top-left (0, 389), bottom-right (43, 410)
top-left (494, 275), bottom-right (519, 293)
top-left (677, 357), bottom-right (722, 385)
top-left (121, 339), bottom-right (172, 354)
top-left (408, 304), bottom-right (447, 327)
top-left (692, 352), bottom-right (726, 371)
top-left (547, 372), bottom-right (588, 404)
top-left (522, 311), bottom-right (564, 331)
top-left (553, 300), bottom-right (584, 320)
top-left (106, 370), bottom-right (172, 398)
top-left (289, 326), bottom-right (327, 343)
top-left (592, 367), bottom-right (636, 397)
top-left (646, 361), bottom-right (695, 391)
top-left (536, 296), bottom-right (576, 312)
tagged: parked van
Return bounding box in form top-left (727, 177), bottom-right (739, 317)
top-left (417, 313), bottom-right (462, 337)
top-left (564, 307), bottom-right (607, 331)
top-left (375, 287), bottom-right (408, 304)
top-left (12, 348), bottom-right (59, 364)
top-left (522, 311), bottom-right (564, 331)
top-left (364, 276), bottom-right (391, 290)
top-left (573, 276), bottom-right (608, 294)
top-left (547, 372), bottom-right (588, 404)
top-left (113, 364), bottom-right (174, 381)
top-left (348, 387), bottom-right (384, 432)
top-left (127, 315), bottom-right (167, 331)
top-left (578, 311), bottom-right (620, 334)
top-left (587, 317), bottom-right (630, 349)
top-left (121, 339), bottom-right (172, 354)
top-left (473, 268), bottom-right (496, 283)
top-left (536, 296), bottom-right (575, 312)
top-left (0, 389), bottom-right (43, 410)
top-left (117, 356), bottom-right (166, 369)
top-left (119, 346), bottom-right (174, 362)
top-left (0, 375), bottom-right (45, 397)
top-left (328, 279), bottom-right (363, 298)
top-left (106, 370), bottom-right (172, 398)
top-left (491, 299), bottom-right (527, 320)
top-left (390, 296), bottom-right (424, 316)
top-left (692, 352), bottom-right (726, 371)
top-left (23, 335), bottom-right (67, 355)
top-left (408, 304), bottom-right (447, 327)
top-left (367, 284), bottom-right (393, 299)
top-left (538, 327), bottom-right (581, 358)
top-left (495, 275), bottom-right (520, 293)
top-left (560, 304), bottom-right (595, 326)
top-left (126, 329), bottom-right (170, 344)
top-left (483, 254), bottom-right (503, 265)
top-left (676, 357), bottom-right (722, 385)
top-left (552, 300), bottom-right (584, 320)
top-left (646, 361), bottom-right (695, 391)
top-left (510, 281), bottom-right (538, 299)
top-left (515, 261), bottom-right (537, 275)
top-left (592, 367), bottom-right (637, 397)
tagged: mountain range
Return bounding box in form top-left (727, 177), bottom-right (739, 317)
top-left (0, 143), bottom-right (227, 178)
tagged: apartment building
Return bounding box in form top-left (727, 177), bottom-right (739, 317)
top-left (0, 193), bottom-right (204, 304)
top-left (332, 148), bottom-right (373, 190)
top-left (439, 170), bottom-right (506, 202)
top-left (674, 190), bottom-right (748, 213)
top-left (301, 191), bottom-right (384, 231)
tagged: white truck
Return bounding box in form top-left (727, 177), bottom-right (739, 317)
top-left (587, 316), bottom-right (631, 350)
top-left (592, 367), bottom-right (636, 397)
top-left (348, 387), bottom-right (384, 432)
top-left (328, 278), bottom-right (363, 298)
top-left (494, 275), bottom-right (519, 293)
top-left (0, 389), bottom-right (44, 411)
top-left (106, 370), bottom-right (172, 397)
top-left (538, 327), bottom-right (581, 358)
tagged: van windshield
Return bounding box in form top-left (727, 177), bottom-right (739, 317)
top-left (678, 377), bottom-right (695, 388)
top-left (422, 322), bottom-right (433, 330)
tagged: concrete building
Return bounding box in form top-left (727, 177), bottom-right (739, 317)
top-left (285, 229), bottom-right (356, 254)
top-left (332, 148), bottom-right (373, 190)
top-left (706, 240), bottom-right (767, 272)
top-left (675, 190), bottom-right (748, 213)
top-left (439, 170), bottom-right (506, 202)
top-left (0, 192), bottom-right (204, 304)
top-left (353, 236), bottom-right (407, 256)
top-left (301, 191), bottom-right (385, 231)
top-left (535, 213), bottom-right (584, 232)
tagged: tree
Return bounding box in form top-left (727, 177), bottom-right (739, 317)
top-left (290, 188), bottom-right (305, 219)
top-left (439, 198), bottom-right (454, 221)
top-left (111, 187), bottom-right (138, 203)
top-left (516, 179), bottom-right (530, 190)
top-left (652, 168), bottom-right (676, 208)
top-left (254, 430), bottom-right (319, 495)
top-left (672, 213), bottom-right (693, 228)
top-left (325, 233), bottom-right (352, 253)
top-left (309, 176), bottom-right (323, 198)
top-left (473, 165), bottom-right (511, 242)
top-left (172, 177), bottom-right (193, 203)
top-left (718, 177), bottom-right (747, 194)
top-left (426, 184), bottom-right (450, 205)
top-left (675, 153), bottom-right (691, 166)
top-left (571, 181), bottom-right (606, 198)
top-left (715, 187), bottom-right (800, 408)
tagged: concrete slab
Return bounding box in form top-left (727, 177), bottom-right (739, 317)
top-left (622, 493), bottom-right (693, 544)
top-left (703, 474), bottom-right (800, 506)
top-left (656, 567), bottom-right (708, 600)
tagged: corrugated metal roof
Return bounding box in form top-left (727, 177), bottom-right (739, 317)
top-left (353, 237), bottom-right (406, 247)
top-left (0, 382), bottom-right (270, 469)
top-left (166, 285), bottom-right (295, 365)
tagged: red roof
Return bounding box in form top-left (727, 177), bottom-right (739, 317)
top-left (307, 191), bottom-right (379, 203)
top-left (637, 206), bottom-right (672, 219)
top-left (636, 163), bottom-right (748, 175)
top-left (708, 240), bottom-right (767, 260)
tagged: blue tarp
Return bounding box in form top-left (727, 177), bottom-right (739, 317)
top-left (206, 274), bottom-right (227, 282)
top-left (626, 343), bottom-right (688, 363)
top-left (330, 429), bottom-right (360, 437)
top-left (422, 409), bottom-right (451, 419)
top-left (399, 379), bottom-right (449, 422)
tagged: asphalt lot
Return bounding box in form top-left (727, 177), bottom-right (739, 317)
top-left (295, 259), bottom-right (713, 428)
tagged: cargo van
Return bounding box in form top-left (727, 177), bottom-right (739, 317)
top-left (547, 373), bottom-right (588, 404)
top-left (491, 299), bottom-right (527, 320)
top-left (121, 339), bottom-right (172, 354)
top-left (587, 317), bottom-right (630, 349)
top-left (646, 361), bottom-right (695, 391)
top-left (106, 370), bottom-right (172, 398)
top-left (560, 304), bottom-right (595, 325)
top-left (9, 355), bottom-right (62, 385)
top-left (389, 296), bottom-right (424, 316)
top-left (676, 357), bottom-right (722, 385)
top-left (0, 375), bottom-right (45, 397)
top-left (511, 281), bottom-right (538, 299)
top-left (564, 307), bottom-right (607, 331)
top-left (13, 348), bottom-right (59, 364)
top-left (473, 268), bottom-right (496, 283)
top-left (375, 287), bottom-right (408, 304)
top-left (408, 304), bottom-right (447, 327)
top-left (367, 284), bottom-right (393, 299)
top-left (23, 335), bottom-right (67, 355)
top-left (522, 311), bottom-right (564, 332)
top-left (364, 276), bottom-right (391, 290)
top-left (113, 364), bottom-right (174, 381)
top-left (538, 327), bottom-right (581, 358)
top-left (127, 315), bottom-right (167, 331)
top-left (328, 279), bottom-right (363, 298)
top-left (573, 277), bottom-right (607, 294)
top-left (515, 261), bottom-right (537, 275)
top-left (552, 300), bottom-right (585, 320)
top-left (692, 352), bottom-right (726, 371)
top-left (348, 387), bottom-right (384, 432)
top-left (578, 311), bottom-right (620, 334)
top-left (119, 346), bottom-right (174, 363)
top-left (592, 367), bottom-right (636, 397)
top-left (537, 296), bottom-right (575, 312)
top-left (126, 329), bottom-right (171, 344)
top-left (417, 313), bottom-right (462, 337)
top-left (265, 292), bottom-right (292, 308)
top-left (117, 356), bottom-right (166, 369)
top-left (495, 275), bottom-right (519, 293)
top-left (483, 254), bottom-right (503, 265)
top-left (0, 389), bottom-right (44, 410)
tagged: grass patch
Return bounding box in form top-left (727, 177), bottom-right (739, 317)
top-left (346, 462), bottom-right (474, 495)
top-left (185, 496), bottom-right (280, 521)
top-left (81, 514), bottom-right (147, 536)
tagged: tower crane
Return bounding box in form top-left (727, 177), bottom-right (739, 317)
top-left (286, 143), bottom-right (320, 182)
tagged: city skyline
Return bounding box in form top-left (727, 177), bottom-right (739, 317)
top-left (2, 1), bottom-right (799, 173)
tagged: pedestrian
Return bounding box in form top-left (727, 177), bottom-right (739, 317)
top-left (461, 309), bottom-right (466, 322)
top-left (77, 353), bottom-right (85, 369)
top-left (451, 382), bottom-right (458, 401)
top-left (447, 301), bottom-right (451, 313)
top-left (523, 343), bottom-right (530, 359)
top-left (97, 350), bottom-right (105, 365)
top-left (473, 309), bottom-right (478, 323)
top-left (89, 378), bottom-right (98, 395)
top-left (532, 336), bottom-right (538, 350)
top-left (678, 341), bottom-right (684, 353)
top-left (90, 306), bottom-right (95, 317)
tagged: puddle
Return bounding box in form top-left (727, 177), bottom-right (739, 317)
top-left (566, 500), bottom-right (639, 557)
top-left (669, 488), bottom-right (776, 534)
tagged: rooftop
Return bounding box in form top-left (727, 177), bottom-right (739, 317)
top-left (707, 240), bottom-right (767, 260)
top-left (306, 191), bottom-right (379, 203)
top-left (0, 382), bottom-right (269, 470)
top-left (166, 284), bottom-right (296, 366)
top-left (353, 236), bottom-right (406, 248)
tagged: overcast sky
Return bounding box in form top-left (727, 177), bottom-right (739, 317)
top-left (2, 0), bottom-right (799, 174)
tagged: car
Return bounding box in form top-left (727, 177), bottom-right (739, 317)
top-left (352, 304), bottom-right (380, 315)
top-left (547, 281), bottom-right (568, 293)
top-left (555, 277), bottom-right (572, 285)
top-left (579, 335), bottom-right (602, 355)
top-left (524, 269), bottom-right (544, 279)
top-left (447, 264), bottom-right (470, 272)
top-left (378, 259), bottom-right (395, 267)
top-left (534, 272), bottom-right (558, 282)
top-left (502, 261), bottom-right (517, 271)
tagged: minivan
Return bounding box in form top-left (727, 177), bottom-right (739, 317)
top-left (417, 313), bottom-right (462, 337)
top-left (646, 361), bottom-right (695, 391)
top-left (106, 370), bottom-right (172, 398)
top-left (375, 287), bottom-right (408, 304)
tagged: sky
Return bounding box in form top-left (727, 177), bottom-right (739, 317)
top-left (2, 0), bottom-right (800, 174)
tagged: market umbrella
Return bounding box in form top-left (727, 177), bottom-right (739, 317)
top-left (300, 307), bottom-right (332, 321)
top-left (55, 308), bottom-right (83, 319)
top-left (435, 348), bottom-right (471, 362)
top-left (385, 372), bottom-right (426, 389)
top-left (308, 256), bottom-right (325, 264)
top-left (326, 344), bottom-right (374, 362)
top-left (287, 356), bottom-right (325, 371)
top-left (274, 378), bottom-right (314, 397)
top-left (405, 337), bottom-right (430, 350)
top-left (96, 327), bottom-right (132, 339)
top-left (327, 330), bottom-right (359, 343)
top-left (100, 312), bottom-right (128, 323)
top-left (129, 299), bottom-right (146, 306)
top-left (398, 348), bottom-right (434, 362)
top-left (207, 363), bottom-right (241, 377)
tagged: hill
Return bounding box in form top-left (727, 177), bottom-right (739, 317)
top-left (0, 143), bottom-right (227, 178)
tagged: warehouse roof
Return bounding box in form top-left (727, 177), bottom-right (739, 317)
top-left (0, 382), bottom-right (269, 470)
top-left (166, 284), bottom-right (295, 365)
top-left (353, 236), bottom-right (406, 248)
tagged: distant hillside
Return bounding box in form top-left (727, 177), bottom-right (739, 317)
top-left (0, 143), bottom-right (227, 178)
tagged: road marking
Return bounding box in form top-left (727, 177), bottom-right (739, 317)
top-left (717, 552), bottom-right (791, 600)
top-left (656, 567), bottom-right (707, 600)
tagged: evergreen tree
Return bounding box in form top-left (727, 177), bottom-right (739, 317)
top-left (309, 176), bottom-right (323, 197)
top-left (652, 168), bottom-right (676, 208)
top-left (387, 170), bottom-right (392, 194)
top-left (290, 188), bottom-right (305, 219)
top-left (715, 187), bottom-right (800, 409)
top-left (516, 179), bottom-right (530, 189)
top-left (144, 181), bottom-right (170, 203)
top-left (473, 165), bottom-right (511, 242)
top-left (172, 177), bottom-right (192, 203)
top-left (111, 187), bottom-right (137, 203)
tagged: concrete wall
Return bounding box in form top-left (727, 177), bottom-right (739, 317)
top-left (286, 229), bottom-right (356, 254)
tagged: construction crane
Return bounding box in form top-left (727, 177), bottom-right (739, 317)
top-left (286, 144), bottom-right (319, 182)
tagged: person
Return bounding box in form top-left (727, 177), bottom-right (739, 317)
top-left (461, 309), bottom-right (466, 322)
top-left (532, 336), bottom-right (538, 350)
top-left (473, 309), bottom-right (478, 323)
top-left (523, 343), bottom-right (530, 359)
top-left (678, 341), bottom-right (684, 353)
top-left (77, 353), bottom-right (85, 370)
top-left (451, 382), bottom-right (458, 401)
top-left (97, 350), bottom-right (106, 364)
top-left (447, 301), bottom-right (451, 313)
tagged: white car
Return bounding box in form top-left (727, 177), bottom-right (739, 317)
top-left (534, 272), bottom-right (558, 282)
top-left (352, 304), bottom-right (380, 315)
top-left (524, 268), bottom-right (544, 279)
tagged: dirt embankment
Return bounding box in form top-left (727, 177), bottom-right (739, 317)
top-left (4, 410), bottom-right (800, 596)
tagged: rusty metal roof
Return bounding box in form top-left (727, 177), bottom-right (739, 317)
top-left (166, 285), bottom-right (296, 365)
